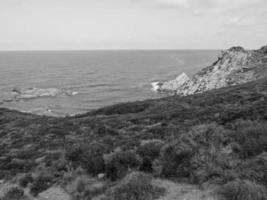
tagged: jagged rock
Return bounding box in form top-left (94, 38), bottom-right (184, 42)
top-left (156, 72), bottom-right (190, 93)
top-left (154, 45), bottom-right (267, 95)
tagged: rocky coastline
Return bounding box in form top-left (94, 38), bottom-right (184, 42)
top-left (154, 45), bottom-right (267, 95)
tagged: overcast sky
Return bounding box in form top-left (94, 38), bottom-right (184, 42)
top-left (0, 0), bottom-right (266, 50)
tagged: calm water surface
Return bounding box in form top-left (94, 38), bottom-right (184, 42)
top-left (0, 50), bottom-right (219, 116)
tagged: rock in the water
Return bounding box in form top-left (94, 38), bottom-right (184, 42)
top-left (16, 87), bottom-right (61, 99)
top-left (154, 45), bottom-right (267, 96)
top-left (2, 87), bottom-right (79, 103)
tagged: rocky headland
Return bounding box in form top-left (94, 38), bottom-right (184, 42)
top-left (154, 45), bottom-right (267, 95)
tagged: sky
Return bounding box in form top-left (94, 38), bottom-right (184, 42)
top-left (0, 0), bottom-right (266, 50)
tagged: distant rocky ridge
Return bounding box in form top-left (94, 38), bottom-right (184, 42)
top-left (153, 45), bottom-right (267, 95)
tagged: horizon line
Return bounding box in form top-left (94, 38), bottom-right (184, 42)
top-left (0, 48), bottom-right (223, 52)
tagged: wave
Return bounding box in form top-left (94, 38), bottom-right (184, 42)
top-left (150, 81), bottom-right (161, 92)
top-left (88, 83), bottom-right (110, 88)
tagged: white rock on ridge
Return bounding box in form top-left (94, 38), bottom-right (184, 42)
top-left (154, 45), bottom-right (267, 96)
top-left (157, 72), bottom-right (190, 93)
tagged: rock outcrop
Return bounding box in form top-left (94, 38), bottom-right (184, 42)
top-left (154, 45), bottom-right (267, 95)
top-left (0, 87), bottom-right (78, 103)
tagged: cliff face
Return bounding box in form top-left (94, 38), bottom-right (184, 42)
top-left (155, 45), bottom-right (267, 95)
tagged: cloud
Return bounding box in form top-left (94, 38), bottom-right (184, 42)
top-left (228, 16), bottom-right (256, 26)
top-left (218, 16), bottom-right (257, 34)
top-left (155, 0), bottom-right (189, 8)
top-left (139, 0), bottom-right (265, 15)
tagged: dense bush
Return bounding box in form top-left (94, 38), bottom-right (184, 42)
top-left (30, 174), bottom-right (55, 196)
top-left (19, 173), bottom-right (34, 188)
top-left (160, 123), bottom-right (233, 183)
top-left (230, 120), bottom-right (267, 158)
top-left (137, 141), bottom-right (163, 160)
top-left (136, 140), bottom-right (164, 173)
top-left (237, 152), bottom-right (267, 186)
top-left (217, 179), bottom-right (267, 200)
top-left (65, 142), bottom-right (106, 175)
top-left (2, 187), bottom-right (25, 200)
top-left (105, 151), bottom-right (140, 181)
top-left (160, 140), bottom-right (194, 178)
top-left (103, 172), bottom-right (165, 200)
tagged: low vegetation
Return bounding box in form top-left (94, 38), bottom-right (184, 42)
top-left (0, 77), bottom-right (267, 199)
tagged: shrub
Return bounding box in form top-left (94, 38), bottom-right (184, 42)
top-left (160, 138), bottom-right (195, 177)
top-left (30, 174), bottom-right (55, 196)
top-left (237, 152), bottom-right (267, 186)
top-left (105, 151), bottom-right (140, 181)
top-left (65, 142), bottom-right (106, 175)
top-left (19, 173), bottom-right (34, 188)
top-left (2, 187), bottom-right (25, 200)
top-left (137, 141), bottom-right (163, 160)
top-left (230, 120), bottom-right (267, 158)
top-left (103, 172), bottom-right (165, 200)
top-left (159, 123), bottom-right (232, 182)
top-left (139, 156), bottom-right (153, 173)
top-left (217, 179), bottom-right (267, 200)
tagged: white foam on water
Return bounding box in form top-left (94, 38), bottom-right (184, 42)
top-left (150, 81), bottom-right (160, 92)
top-left (71, 91), bottom-right (79, 96)
top-left (10, 87), bottom-right (78, 101)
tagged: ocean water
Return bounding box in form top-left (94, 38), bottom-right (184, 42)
top-left (0, 50), bottom-right (219, 116)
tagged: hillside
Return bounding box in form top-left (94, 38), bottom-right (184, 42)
top-left (154, 45), bottom-right (267, 95)
top-left (0, 74), bottom-right (267, 199)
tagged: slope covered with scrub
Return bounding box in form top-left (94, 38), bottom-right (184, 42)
top-left (0, 76), bottom-right (267, 199)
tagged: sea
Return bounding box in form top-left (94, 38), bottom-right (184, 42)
top-left (0, 50), bottom-right (220, 116)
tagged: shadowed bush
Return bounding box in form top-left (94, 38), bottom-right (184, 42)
top-left (65, 142), bottom-right (106, 176)
top-left (137, 141), bottom-right (163, 161)
top-left (105, 151), bottom-right (140, 181)
top-left (230, 120), bottom-right (267, 158)
top-left (137, 141), bottom-right (163, 173)
top-left (19, 173), bottom-right (34, 188)
top-left (30, 174), bottom-right (55, 196)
